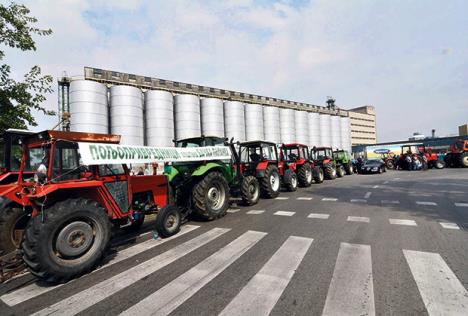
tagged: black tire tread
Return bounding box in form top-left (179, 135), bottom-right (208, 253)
top-left (192, 171), bottom-right (230, 220)
top-left (240, 175), bottom-right (260, 206)
top-left (297, 163), bottom-right (312, 187)
top-left (0, 206), bottom-right (28, 254)
top-left (260, 165), bottom-right (280, 198)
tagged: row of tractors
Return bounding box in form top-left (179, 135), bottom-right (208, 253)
top-left (0, 129), bottom-right (351, 283)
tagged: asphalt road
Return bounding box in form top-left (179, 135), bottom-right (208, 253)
top-left (1, 169), bottom-right (467, 315)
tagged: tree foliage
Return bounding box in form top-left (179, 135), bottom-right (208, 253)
top-left (0, 2), bottom-right (54, 134)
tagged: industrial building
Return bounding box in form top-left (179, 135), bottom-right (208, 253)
top-left (58, 67), bottom-right (372, 152)
top-left (347, 106), bottom-right (377, 146)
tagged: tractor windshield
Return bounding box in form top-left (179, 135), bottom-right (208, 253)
top-left (312, 148), bottom-right (331, 160)
top-left (176, 137), bottom-right (225, 148)
top-left (283, 147), bottom-right (299, 161)
top-left (240, 144), bottom-right (277, 163)
top-left (25, 146), bottom-right (49, 172)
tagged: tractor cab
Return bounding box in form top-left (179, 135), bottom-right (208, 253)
top-left (311, 147), bottom-right (334, 164)
top-left (0, 129), bottom-right (35, 184)
top-left (175, 136), bottom-right (227, 148)
top-left (0, 130), bottom-right (181, 283)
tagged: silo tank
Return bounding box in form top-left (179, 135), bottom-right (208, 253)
top-left (263, 106), bottom-right (280, 143)
top-left (224, 101), bottom-right (246, 142)
top-left (319, 114), bottom-right (331, 147)
top-left (280, 108), bottom-right (295, 143)
top-left (201, 98), bottom-right (224, 137)
top-left (146, 90), bottom-right (174, 147)
top-left (69, 80), bottom-right (108, 134)
top-left (295, 111), bottom-right (309, 145)
top-left (245, 104), bottom-right (264, 141)
top-left (330, 115), bottom-right (341, 149)
top-left (110, 85), bottom-right (144, 145)
top-left (340, 116), bottom-right (351, 152)
top-left (308, 112), bottom-right (320, 147)
top-left (174, 94), bottom-right (201, 140)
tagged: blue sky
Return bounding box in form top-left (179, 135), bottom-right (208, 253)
top-left (7, 0), bottom-right (468, 141)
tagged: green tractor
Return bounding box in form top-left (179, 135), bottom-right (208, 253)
top-left (333, 149), bottom-right (354, 175)
top-left (165, 136), bottom-right (260, 220)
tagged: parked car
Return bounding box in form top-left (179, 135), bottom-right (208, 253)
top-left (358, 159), bottom-right (386, 174)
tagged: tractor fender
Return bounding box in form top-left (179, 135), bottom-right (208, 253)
top-left (164, 165), bottom-right (180, 182)
top-left (192, 162), bottom-right (230, 180)
top-left (255, 161), bottom-right (270, 178)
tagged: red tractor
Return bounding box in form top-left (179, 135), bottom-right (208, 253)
top-left (398, 144), bottom-right (444, 170)
top-left (0, 129), bottom-right (34, 185)
top-left (0, 130), bottom-right (182, 282)
top-left (310, 147), bottom-right (344, 179)
top-left (280, 143), bottom-right (324, 186)
top-left (444, 140), bottom-right (468, 168)
top-left (237, 141), bottom-right (296, 197)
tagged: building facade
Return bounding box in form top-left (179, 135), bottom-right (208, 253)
top-left (347, 106), bottom-right (377, 145)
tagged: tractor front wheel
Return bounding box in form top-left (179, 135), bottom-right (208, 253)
top-left (0, 206), bottom-right (29, 255)
top-left (336, 165), bottom-right (345, 178)
top-left (22, 198), bottom-right (111, 283)
top-left (241, 176), bottom-right (260, 206)
top-left (434, 160), bottom-right (445, 169)
top-left (260, 165), bottom-right (280, 198)
top-left (344, 163), bottom-right (353, 175)
top-left (313, 166), bottom-right (324, 183)
top-left (155, 205), bottom-right (181, 238)
top-left (192, 171), bottom-right (230, 220)
top-left (325, 165), bottom-right (337, 180)
top-left (298, 163), bottom-right (313, 187)
top-left (460, 152), bottom-right (468, 168)
top-left (284, 171), bottom-right (298, 192)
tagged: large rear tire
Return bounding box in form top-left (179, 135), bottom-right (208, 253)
top-left (459, 152), bottom-right (468, 168)
top-left (297, 163), bottom-right (313, 187)
top-left (240, 175), bottom-right (260, 206)
top-left (155, 205), bottom-right (181, 238)
top-left (336, 165), bottom-right (345, 178)
top-left (344, 163), bottom-right (353, 175)
top-left (192, 171), bottom-right (230, 220)
top-left (0, 206), bottom-right (29, 255)
top-left (313, 166), bottom-right (324, 183)
top-left (260, 165), bottom-right (280, 198)
top-left (22, 198), bottom-right (111, 283)
top-left (385, 159), bottom-right (395, 170)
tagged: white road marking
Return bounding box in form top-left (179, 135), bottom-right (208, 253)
top-left (120, 231), bottom-right (267, 316)
top-left (393, 178), bottom-right (401, 180)
top-left (454, 202), bottom-right (468, 207)
top-left (404, 250), bottom-right (468, 315)
top-left (275, 197), bottom-right (289, 200)
top-left (1, 224), bottom-right (200, 307)
top-left (322, 198), bottom-right (338, 201)
top-left (372, 185), bottom-right (379, 189)
top-left (308, 213), bottom-right (330, 219)
top-left (219, 236), bottom-right (313, 316)
top-left (383, 181), bottom-right (389, 184)
top-left (347, 216), bottom-right (370, 223)
top-left (227, 209), bottom-right (240, 213)
top-left (247, 210), bottom-right (265, 215)
top-left (274, 211), bottom-right (295, 216)
top-left (351, 199), bottom-right (367, 203)
top-left (31, 227), bottom-right (229, 316)
top-left (416, 201), bottom-right (437, 206)
top-left (439, 222), bottom-right (460, 230)
top-left (364, 192), bottom-right (372, 199)
top-left (322, 243), bottom-right (375, 316)
top-left (389, 219), bottom-right (417, 226)
top-left (297, 197), bottom-right (313, 200)
top-left (381, 200), bottom-right (400, 204)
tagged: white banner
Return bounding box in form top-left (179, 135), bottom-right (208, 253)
top-left (78, 142), bottom-right (232, 165)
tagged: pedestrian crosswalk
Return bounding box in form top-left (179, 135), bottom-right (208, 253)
top-left (1, 227), bottom-right (467, 315)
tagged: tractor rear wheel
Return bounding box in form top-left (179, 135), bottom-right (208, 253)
top-left (298, 163), bottom-right (313, 187)
top-left (241, 176), bottom-right (260, 206)
top-left (155, 205), bottom-right (181, 238)
top-left (0, 206), bottom-right (29, 255)
top-left (313, 166), bottom-right (324, 183)
top-left (192, 171), bottom-right (230, 220)
top-left (284, 171), bottom-right (298, 192)
top-left (459, 152), bottom-right (468, 168)
top-left (325, 165), bottom-right (337, 180)
top-left (260, 165), bottom-right (280, 198)
top-left (22, 198), bottom-right (111, 283)
top-left (344, 163), bottom-right (353, 175)
top-left (434, 160), bottom-right (445, 169)
top-left (336, 165), bottom-right (345, 178)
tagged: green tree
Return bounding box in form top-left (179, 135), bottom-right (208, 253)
top-left (0, 1), bottom-right (54, 134)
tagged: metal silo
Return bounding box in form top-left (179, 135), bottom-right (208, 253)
top-left (245, 104), bottom-right (264, 141)
top-left (201, 98), bottom-right (224, 137)
top-left (295, 110), bottom-right (309, 145)
top-left (69, 80), bottom-right (108, 134)
top-left (319, 114), bottom-right (331, 147)
top-left (330, 115), bottom-right (341, 149)
top-left (110, 85), bottom-right (144, 145)
top-left (224, 101), bottom-right (245, 142)
top-left (340, 116), bottom-right (351, 152)
top-left (146, 90), bottom-right (174, 147)
top-left (174, 94), bottom-right (201, 140)
top-left (308, 112), bottom-right (320, 147)
top-left (280, 108), bottom-right (295, 143)
top-left (263, 106), bottom-right (280, 143)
